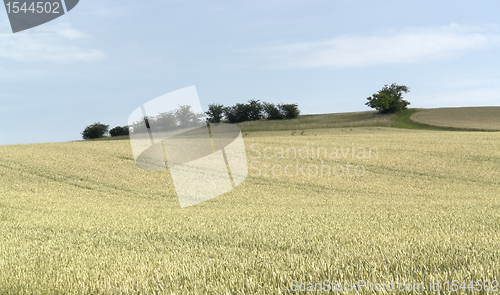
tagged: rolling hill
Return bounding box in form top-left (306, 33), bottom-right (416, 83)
top-left (0, 107), bottom-right (499, 293)
top-left (236, 106), bottom-right (500, 133)
top-left (409, 106), bottom-right (500, 131)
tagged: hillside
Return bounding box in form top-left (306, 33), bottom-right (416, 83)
top-left (236, 106), bottom-right (500, 133)
top-left (91, 107), bottom-right (500, 143)
top-left (409, 106), bottom-right (500, 131)
top-left (236, 110), bottom-right (397, 132)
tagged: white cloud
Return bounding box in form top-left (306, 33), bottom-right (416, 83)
top-left (247, 23), bottom-right (500, 68)
top-left (0, 22), bottom-right (105, 63)
top-left (57, 28), bottom-right (90, 40)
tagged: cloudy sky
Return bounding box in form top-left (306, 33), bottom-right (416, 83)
top-left (1, 0), bottom-right (499, 145)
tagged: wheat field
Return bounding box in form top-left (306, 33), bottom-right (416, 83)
top-left (0, 127), bottom-right (499, 294)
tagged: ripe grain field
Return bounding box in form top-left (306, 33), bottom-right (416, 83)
top-left (0, 127), bottom-right (499, 294)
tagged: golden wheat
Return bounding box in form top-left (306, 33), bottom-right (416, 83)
top-left (0, 127), bottom-right (499, 294)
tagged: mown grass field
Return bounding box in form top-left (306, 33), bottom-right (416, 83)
top-left (237, 111), bottom-right (397, 132)
top-left (1, 123), bottom-right (499, 294)
top-left (410, 107), bottom-right (500, 131)
top-left (239, 107), bottom-right (500, 133)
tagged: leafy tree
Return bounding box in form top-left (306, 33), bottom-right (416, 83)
top-left (219, 100), bottom-right (264, 123)
top-left (246, 99), bottom-right (263, 121)
top-left (224, 103), bottom-right (250, 123)
top-left (174, 105), bottom-right (205, 128)
top-left (262, 102), bottom-right (283, 120)
top-left (81, 122), bottom-right (109, 140)
top-left (109, 126), bottom-right (130, 137)
top-left (152, 111), bottom-right (177, 130)
top-left (279, 103), bottom-right (300, 119)
top-left (128, 105), bottom-right (204, 133)
top-left (205, 103), bottom-right (225, 123)
top-left (366, 83), bottom-right (410, 114)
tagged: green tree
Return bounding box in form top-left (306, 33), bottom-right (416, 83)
top-left (109, 126), bottom-right (130, 137)
top-left (153, 111), bottom-right (177, 130)
top-left (366, 83), bottom-right (410, 114)
top-left (262, 102), bottom-right (283, 120)
top-left (205, 103), bottom-right (225, 123)
top-left (279, 103), bottom-right (300, 119)
top-left (174, 105), bottom-right (205, 128)
top-left (81, 122), bottom-right (109, 140)
top-left (223, 103), bottom-right (250, 123)
top-left (246, 99), bottom-right (263, 121)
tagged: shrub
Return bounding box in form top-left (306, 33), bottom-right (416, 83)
top-left (279, 103), bottom-right (300, 119)
top-left (109, 126), bottom-right (130, 137)
top-left (81, 122), bottom-right (109, 140)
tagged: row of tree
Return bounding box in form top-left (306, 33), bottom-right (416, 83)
top-left (137, 105), bottom-right (205, 132)
top-left (81, 100), bottom-right (300, 139)
top-left (205, 100), bottom-right (300, 123)
top-left (81, 82), bottom-right (412, 140)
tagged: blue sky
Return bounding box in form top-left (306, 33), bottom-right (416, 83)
top-left (1, 0), bottom-right (499, 145)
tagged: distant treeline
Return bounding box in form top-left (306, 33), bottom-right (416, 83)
top-left (206, 100), bottom-right (300, 123)
top-left (128, 100), bottom-right (300, 134)
top-left (82, 101), bottom-right (300, 139)
top-left (130, 105), bottom-right (205, 133)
